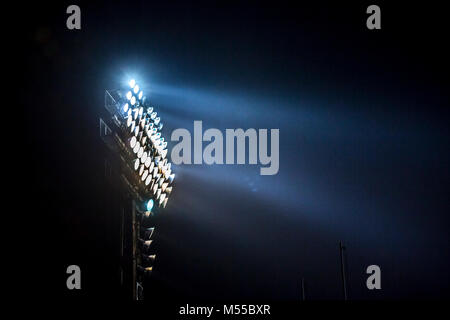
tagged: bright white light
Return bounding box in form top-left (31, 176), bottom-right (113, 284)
top-left (126, 91), bottom-right (132, 100)
top-left (145, 157), bottom-right (151, 168)
top-left (134, 85), bottom-right (139, 94)
top-left (162, 197), bottom-right (168, 208)
top-left (129, 79), bottom-right (136, 88)
top-left (141, 151), bottom-right (147, 164)
top-left (123, 103), bottom-right (129, 112)
top-left (127, 117), bottom-right (133, 128)
top-left (131, 96), bottom-right (136, 105)
top-left (159, 193), bottom-right (166, 205)
top-left (156, 188), bottom-right (161, 200)
top-left (145, 175), bottom-right (152, 186)
top-left (138, 91), bottom-right (143, 100)
top-left (142, 170), bottom-right (148, 181)
top-left (146, 199), bottom-right (154, 211)
top-left (130, 136), bottom-right (137, 148)
top-left (134, 159), bottom-right (140, 171)
top-left (133, 141), bottom-right (140, 153)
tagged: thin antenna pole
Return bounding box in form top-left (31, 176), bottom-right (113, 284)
top-left (339, 241), bottom-right (348, 300)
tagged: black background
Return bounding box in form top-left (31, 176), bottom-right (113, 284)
top-left (20, 0), bottom-right (449, 303)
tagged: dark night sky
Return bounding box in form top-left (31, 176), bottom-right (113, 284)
top-left (22, 1), bottom-right (449, 300)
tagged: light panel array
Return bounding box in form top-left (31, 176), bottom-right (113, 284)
top-left (120, 79), bottom-right (174, 209)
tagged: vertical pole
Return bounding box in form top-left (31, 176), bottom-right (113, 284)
top-left (132, 200), bottom-right (137, 300)
top-left (339, 241), bottom-right (348, 301)
top-left (301, 278), bottom-right (305, 301)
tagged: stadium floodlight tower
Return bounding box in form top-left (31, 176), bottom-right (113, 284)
top-left (100, 78), bottom-right (175, 300)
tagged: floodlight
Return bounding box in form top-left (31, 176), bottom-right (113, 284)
top-left (133, 141), bottom-right (140, 153)
top-left (146, 199), bottom-right (154, 212)
top-left (130, 136), bottom-right (137, 148)
top-left (138, 91), bottom-right (143, 100)
top-left (145, 175), bottom-right (152, 186)
top-left (126, 91), bottom-right (132, 100)
top-left (163, 169), bottom-right (171, 179)
top-left (129, 79), bottom-right (136, 88)
top-left (143, 210), bottom-right (153, 218)
top-left (131, 96), bottom-right (136, 105)
top-left (137, 266), bottom-right (153, 274)
top-left (162, 197), bottom-right (168, 208)
top-left (139, 239), bottom-right (152, 249)
top-left (145, 157), bottom-right (152, 168)
top-left (134, 159), bottom-right (140, 171)
top-left (156, 189), bottom-right (161, 200)
top-left (159, 193), bottom-right (166, 205)
top-left (134, 85), bottom-right (140, 94)
top-left (144, 227), bottom-right (155, 240)
top-left (123, 103), bottom-right (129, 113)
top-left (141, 151), bottom-right (147, 164)
top-left (142, 170), bottom-right (149, 182)
top-left (143, 254), bottom-right (156, 262)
